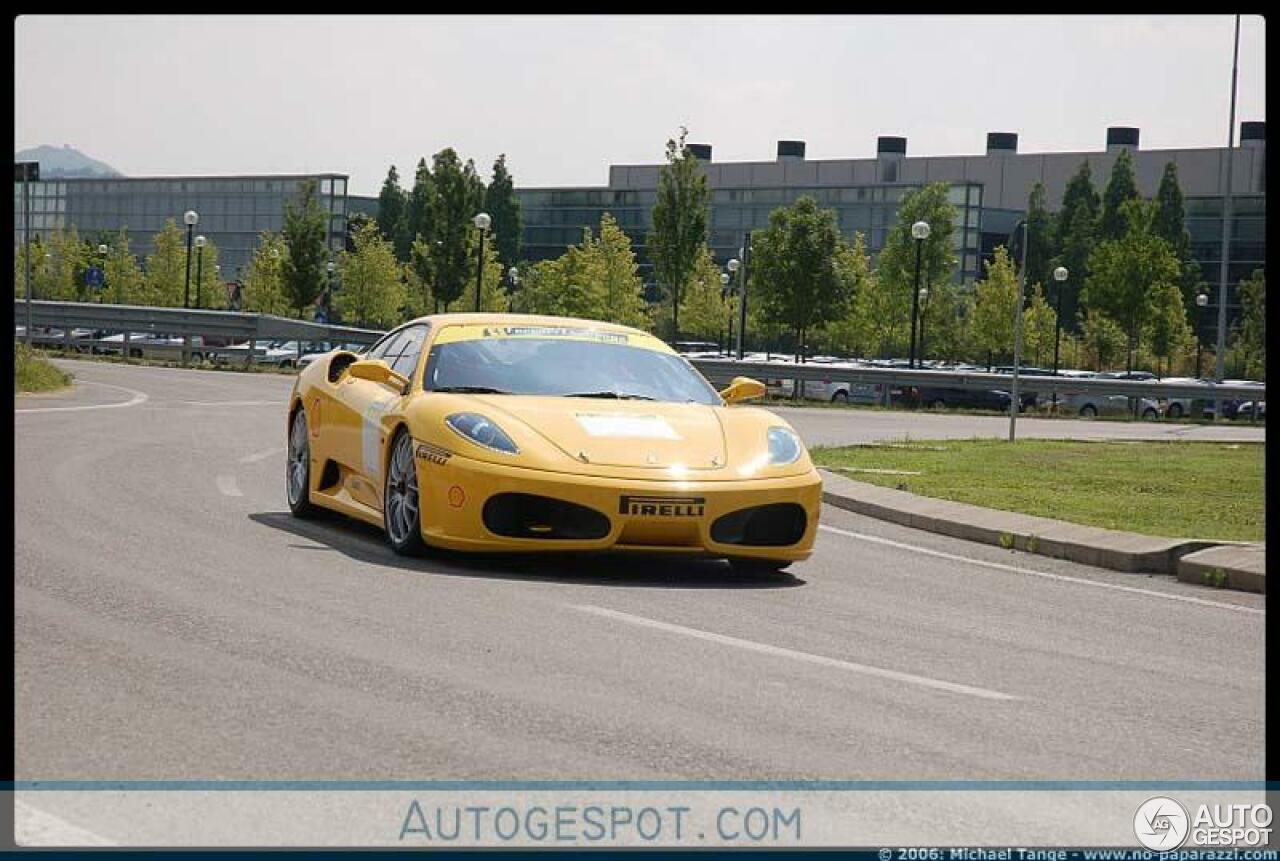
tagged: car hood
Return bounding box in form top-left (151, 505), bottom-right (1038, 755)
top-left (471, 396), bottom-right (728, 471)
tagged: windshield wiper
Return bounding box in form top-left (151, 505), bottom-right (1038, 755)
top-left (562, 391), bottom-right (656, 401)
top-left (431, 385), bottom-right (511, 395)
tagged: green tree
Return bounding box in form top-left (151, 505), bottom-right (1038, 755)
top-left (407, 236), bottom-right (436, 316)
top-left (429, 148), bottom-right (481, 311)
top-left (876, 182), bottom-right (958, 356)
top-left (1099, 148), bottom-right (1140, 242)
top-left (749, 195), bottom-right (856, 360)
top-left (822, 232), bottom-right (875, 357)
top-left (678, 247), bottom-right (732, 344)
top-left (849, 242), bottom-right (909, 358)
top-left (1152, 161), bottom-right (1204, 324)
top-left (337, 220), bottom-right (407, 328)
top-left (377, 165), bottom-right (410, 261)
top-left (1233, 268), bottom-right (1265, 380)
top-left (1053, 162), bottom-right (1101, 332)
top-left (143, 219), bottom-right (189, 307)
top-left (405, 158), bottom-right (436, 258)
top-left (590, 213), bottom-right (648, 329)
top-left (484, 154), bottom-right (521, 271)
top-left (1022, 283), bottom-right (1058, 367)
top-left (1144, 277), bottom-right (1194, 377)
top-left (44, 227), bottom-right (90, 301)
top-left (918, 278), bottom-right (968, 363)
top-left (281, 179), bottom-right (329, 318)
top-left (1079, 309), bottom-right (1127, 372)
top-left (1083, 199), bottom-right (1183, 372)
top-left (191, 237), bottom-right (223, 309)
top-left (14, 235), bottom-right (49, 299)
top-left (970, 246), bottom-right (1019, 364)
top-left (1025, 182), bottom-right (1055, 292)
top-left (103, 229), bottom-right (144, 305)
top-left (647, 128), bottom-right (710, 340)
top-left (242, 232), bottom-right (291, 316)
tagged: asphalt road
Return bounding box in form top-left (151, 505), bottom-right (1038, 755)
top-left (13, 360), bottom-right (1266, 842)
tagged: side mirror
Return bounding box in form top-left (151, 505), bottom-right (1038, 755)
top-left (347, 358), bottom-right (409, 390)
top-left (720, 376), bottom-right (766, 404)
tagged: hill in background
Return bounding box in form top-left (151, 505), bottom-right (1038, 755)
top-left (13, 144), bottom-right (123, 178)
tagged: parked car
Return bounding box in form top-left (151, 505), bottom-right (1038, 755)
top-left (209, 339), bottom-right (302, 368)
top-left (1052, 370), bottom-right (1161, 419)
top-left (896, 385), bottom-right (1016, 412)
top-left (97, 332), bottom-right (208, 361)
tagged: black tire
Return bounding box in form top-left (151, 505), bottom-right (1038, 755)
top-left (1142, 407), bottom-right (1159, 421)
top-left (930, 398), bottom-right (946, 410)
top-left (384, 428), bottom-right (427, 556)
top-left (728, 557), bottom-right (792, 575)
top-left (1168, 403), bottom-right (1184, 419)
top-left (1079, 404), bottom-right (1098, 419)
top-left (128, 348), bottom-right (142, 358)
top-left (286, 407), bottom-right (317, 518)
top-left (191, 352), bottom-right (203, 363)
top-left (831, 390), bottom-right (849, 404)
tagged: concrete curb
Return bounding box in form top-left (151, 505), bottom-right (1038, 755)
top-left (1175, 544), bottom-right (1266, 594)
top-left (819, 469), bottom-right (1263, 591)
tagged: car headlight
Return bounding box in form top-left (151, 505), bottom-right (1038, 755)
top-left (767, 426), bottom-right (803, 465)
top-left (445, 412), bottom-right (519, 454)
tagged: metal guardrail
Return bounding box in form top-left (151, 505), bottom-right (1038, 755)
top-left (14, 300), bottom-right (1264, 405)
top-left (688, 358), bottom-right (1265, 402)
top-left (13, 300), bottom-right (385, 346)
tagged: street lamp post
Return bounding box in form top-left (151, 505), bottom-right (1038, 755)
top-left (182, 210), bottom-right (199, 309)
top-left (908, 221), bottom-right (930, 369)
top-left (507, 266), bottom-right (519, 312)
top-left (727, 255), bottom-right (743, 359)
top-left (1051, 265), bottom-right (1069, 414)
top-left (194, 235), bottom-right (206, 309)
top-left (98, 243), bottom-right (111, 303)
top-left (1195, 292), bottom-right (1209, 379)
top-left (917, 286), bottom-right (930, 365)
top-left (325, 261), bottom-right (336, 324)
top-left (720, 272), bottom-right (734, 355)
top-left (472, 212), bottom-right (491, 312)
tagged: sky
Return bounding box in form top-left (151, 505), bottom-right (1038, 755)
top-left (14, 15), bottom-right (1267, 197)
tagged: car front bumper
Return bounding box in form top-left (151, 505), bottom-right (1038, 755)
top-left (413, 449), bottom-right (823, 562)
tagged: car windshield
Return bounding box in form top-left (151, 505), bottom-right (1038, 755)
top-left (424, 336), bottom-right (721, 405)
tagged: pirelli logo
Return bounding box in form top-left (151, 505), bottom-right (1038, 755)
top-left (415, 442), bottom-right (453, 465)
top-left (619, 495), bottom-right (706, 517)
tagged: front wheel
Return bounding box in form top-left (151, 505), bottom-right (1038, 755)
top-left (728, 557), bottom-right (792, 575)
top-left (1079, 404), bottom-right (1098, 419)
top-left (384, 429), bottom-right (426, 556)
top-left (831, 390), bottom-right (849, 404)
top-left (287, 407), bottom-right (317, 517)
top-left (1167, 402), bottom-right (1184, 419)
top-left (1142, 407), bottom-right (1159, 421)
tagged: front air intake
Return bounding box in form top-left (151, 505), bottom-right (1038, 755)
top-left (482, 493), bottom-right (610, 540)
top-left (711, 503), bottom-right (807, 547)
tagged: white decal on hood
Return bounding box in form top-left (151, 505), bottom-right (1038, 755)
top-left (575, 413), bottom-right (681, 440)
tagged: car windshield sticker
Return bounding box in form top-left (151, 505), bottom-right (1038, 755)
top-left (575, 413), bottom-right (680, 440)
top-left (432, 324), bottom-right (672, 354)
top-left (362, 396), bottom-right (396, 479)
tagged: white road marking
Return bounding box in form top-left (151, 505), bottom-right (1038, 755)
top-left (818, 524), bottom-right (1263, 616)
top-left (14, 380), bottom-right (148, 414)
top-left (180, 400), bottom-right (279, 407)
top-left (240, 446), bottom-right (284, 464)
top-left (571, 603), bottom-right (1018, 701)
top-left (215, 474), bottom-right (244, 497)
top-left (13, 800), bottom-right (115, 846)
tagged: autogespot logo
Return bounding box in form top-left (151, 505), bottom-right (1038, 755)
top-left (1134, 796), bottom-right (1190, 850)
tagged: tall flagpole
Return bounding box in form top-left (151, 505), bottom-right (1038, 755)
top-left (1213, 14), bottom-right (1241, 419)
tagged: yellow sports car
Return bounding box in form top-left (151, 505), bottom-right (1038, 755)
top-left (285, 313), bottom-right (822, 572)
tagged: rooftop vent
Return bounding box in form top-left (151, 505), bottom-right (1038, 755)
top-left (986, 132), bottom-right (1018, 155)
top-left (1106, 126), bottom-right (1140, 153)
top-left (1240, 121), bottom-right (1265, 148)
top-left (876, 136), bottom-right (907, 155)
top-left (777, 140), bottom-right (806, 161)
top-left (686, 143), bottom-right (712, 161)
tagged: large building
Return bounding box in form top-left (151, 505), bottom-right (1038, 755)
top-left (514, 123), bottom-right (1265, 329)
top-left (12, 173), bottom-right (351, 282)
